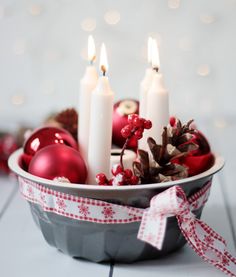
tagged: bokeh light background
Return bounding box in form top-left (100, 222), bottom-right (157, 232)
top-left (0, 0), bottom-right (236, 129)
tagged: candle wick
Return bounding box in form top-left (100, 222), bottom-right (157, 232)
top-left (101, 65), bottom-right (106, 76)
top-left (153, 67), bottom-right (159, 73)
top-left (89, 55), bottom-right (96, 65)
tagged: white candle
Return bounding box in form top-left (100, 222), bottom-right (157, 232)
top-left (139, 37), bottom-right (154, 150)
top-left (87, 43), bottom-right (114, 184)
top-left (78, 35), bottom-right (98, 165)
top-left (146, 40), bottom-right (169, 145)
top-left (139, 37), bottom-right (154, 118)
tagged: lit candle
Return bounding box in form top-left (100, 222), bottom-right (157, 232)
top-left (87, 43), bottom-right (114, 184)
top-left (139, 37), bottom-right (155, 150)
top-left (78, 35), bottom-right (98, 165)
top-left (146, 40), bottom-right (169, 145)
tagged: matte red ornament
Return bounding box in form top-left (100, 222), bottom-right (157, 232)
top-left (0, 133), bottom-right (18, 174)
top-left (112, 99), bottom-right (139, 150)
top-left (23, 127), bottom-right (78, 156)
top-left (28, 144), bottom-right (87, 183)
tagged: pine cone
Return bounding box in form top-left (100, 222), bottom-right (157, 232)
top-left (133, 119), bottom-right (200, 184)
top-left (55, 108), bottom-right (78, 141)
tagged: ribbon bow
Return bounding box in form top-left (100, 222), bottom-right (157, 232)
top-left (138, 185), bottom-right (236, 277)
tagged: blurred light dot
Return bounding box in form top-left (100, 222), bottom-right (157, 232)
top-left (42, 80), bottom-right (55, 94)
top-left (28, 4), bottom-right (43, 16)
top-left (178, 37), bottom-right (192, 51)
top-left (13, 39), bottom-right (26, 55)
top-left (80, 47), bottom-right (87, 60)
top-left (0, 6), bottom-right (5, 18)
top-left (45, 49), bottom-right (62, 62)
top-left (197, 64), bottom-right (210, 76)
top-left (214, 118), bottom-right (228, 129)
top-left (104, 10), bottom-right (120, 25)
top-left (81, 18), bottom-right (96, 32)
top-left (11, 94), bottom-right (25, 106)
top-left (168, 0), bottom-right (180, 9)
top-left (200, 14), bottom-right (215, 24)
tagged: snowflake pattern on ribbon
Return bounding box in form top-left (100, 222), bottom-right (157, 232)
top-left (56, 198), bottom-right (67, 211)
top-left (78, 204), bottom-right (90, 217)
top-left (102, 207), bottom-right (115, 219)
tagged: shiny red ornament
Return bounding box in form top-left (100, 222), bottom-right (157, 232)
top-left (20, 153), bottom-right (32, 172)
top-left (112, 99), bottom-right (139, 150)
top-left (172, 131), bottom-right (214, 176)
top-left (24, 127), bottom-right (78, 157)
top-left (28, 144), bottom-right (87, 184)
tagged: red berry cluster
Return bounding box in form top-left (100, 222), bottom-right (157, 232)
top-left (96, 164), bottom-right (139, 186)
top-left (96, 114), bottom-right (152, 186)
top-left (121, 114), bottom-right (152, 140)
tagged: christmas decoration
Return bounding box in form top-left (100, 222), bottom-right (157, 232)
top-left (133, 118), bottom-right (214, 184)
top-left (54, 108), bottom-right (78, 141)
top-left (28, 144), bottom-right (87, 183)
top-left (23, 126), bottom-right (78, 157)
top-left (0, 133), bottom-right (18, 174)
top-left (96, 114), bottom-right (151, 186)
top-left (112, 99), bottom-right (139, 150)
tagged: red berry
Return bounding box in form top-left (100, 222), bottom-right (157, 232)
top-left (121, 125), bottom-right (132, 138)
top-left (130, 175), bottom-right (139, 185)
top-left (144, 120), bottom-right (152, 129)
top-left (134, 129), bottom-right (143, 140)
top-left (111, 164), bottom-right (123, 176)
top-left (133, 117), bottom-right (143, 128)
top-left (108, 179), bottom-right (113, 186)
top-left (96, 173), bottom-right (108, 185)
top-left (169, 117), bottom-right (176, 127)
top-left (128, 114), bottom-right (139, 124)
top-left (124, 169), bottom-right (133, 178)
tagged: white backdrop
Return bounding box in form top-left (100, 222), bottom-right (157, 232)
top-left (0, 0), bottom-right (236, 129)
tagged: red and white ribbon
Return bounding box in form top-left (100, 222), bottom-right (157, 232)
top-left (18, 176), bottom-right (236, 277)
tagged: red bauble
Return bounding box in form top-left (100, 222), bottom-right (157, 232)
top-left (173, 153), bottom-right (215, 176)
top-left (19, 153), bottom-right (33, 172)
top-left (112, 99), bottom-right (139, 149)
top-left (172, 130), bottom-right (214, 176)
top-left (24, 127), bottom-right (78, 157)
top-left (28, 144), bottom-right (87, 184)
top-left (0, 133), bottom-right (18, 174)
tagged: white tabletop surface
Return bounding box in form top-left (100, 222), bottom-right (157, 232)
top-left (0, 122), bottom-right (235, 277)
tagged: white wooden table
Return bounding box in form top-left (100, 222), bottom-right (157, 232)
top-left (0, 123), bottom-right (235, 277)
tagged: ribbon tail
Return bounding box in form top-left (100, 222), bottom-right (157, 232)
top-left (177, 215), bottom-right (236, 277)
top-left (138, 210), bottom-right (167, 250)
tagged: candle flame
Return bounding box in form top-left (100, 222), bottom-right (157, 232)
top-left (100, 43), bottom-right (108, 74)
top-left (152, 39), bottom-right (160, 70)
top-left (88, 35), bottom-right (96, 63)
top-left (147, 37), bottom-right (153, 64)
